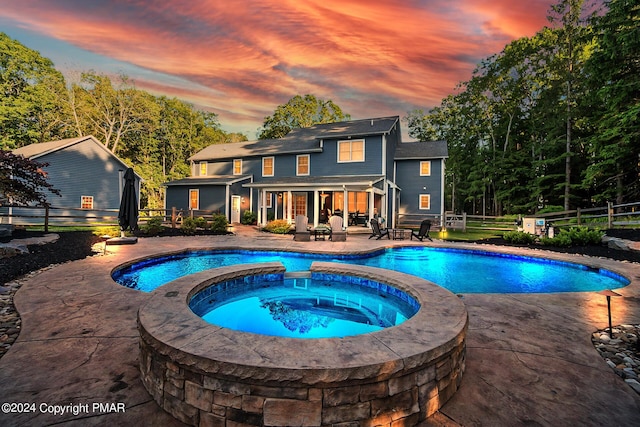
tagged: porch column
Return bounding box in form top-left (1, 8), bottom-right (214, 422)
top-left (368, 190), bottom-right (375, 224)
top-left (391, 185), bottom-right (397, 229)
top-left (343, 188), bottom-right (348, 225)
top-left (225, 185), bottom-right (230, 221)
top-left (313, 190), bottom-right (320, 227)
top-left (261, 189), bottom-right (268, 226)
top-left (287, 190), bottom-right (292, 222)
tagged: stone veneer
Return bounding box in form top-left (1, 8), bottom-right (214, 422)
top-left (138, 262), bottom-right (468, 426)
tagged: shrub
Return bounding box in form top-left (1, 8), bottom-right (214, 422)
top-left (263, 219), bottom-right (292, 234)
top-left (540, 233), bottom-right (572, 247)
top-left (242, 210), bottom-right (257, 225)
top-left (181, 217), bottom-right (197, 235)
top-left (539, 227), bottom-right (603, 247)
top-left (140, 216), bottom-right (164, 236)
top-left (210, 214), bottom-right (229, 233)
top-left (564, 226), bottom-right (603, 246)
top-left (503, 230), bottom-right (537, 245)
top-left (194, 216), bottom-right (208, 229)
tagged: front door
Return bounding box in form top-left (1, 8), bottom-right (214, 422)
top-left (231, 195), bottom-right (241, 224)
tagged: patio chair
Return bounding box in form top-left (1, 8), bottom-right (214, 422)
top-left (328, 215), bottom-right (346, 241)
top-left (293, 215), bottom-right (310, 241)
top-left (411, 219), bottom-right (432, 242)
top-left (369, 218), bottom-right (390, 240)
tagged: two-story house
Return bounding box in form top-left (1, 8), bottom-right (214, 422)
top-left (164, 116), bottom-right (447, 229)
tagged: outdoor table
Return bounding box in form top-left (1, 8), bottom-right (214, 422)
top-left (313, 226), bottom-right (331, 241)
top-left (392, 228), bottom-right (410, 240)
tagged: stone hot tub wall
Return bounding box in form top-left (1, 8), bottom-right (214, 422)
top-left (137, 262), bottom-right (468, 426)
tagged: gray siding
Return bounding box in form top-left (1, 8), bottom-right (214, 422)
top-left (313, 136), bottom-right (384, 176)
top-left (395, 159), bottom-right (443, 216)
top-left (40, 139), bottom-right (133, 210)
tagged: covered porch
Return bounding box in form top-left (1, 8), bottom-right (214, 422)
top-left (244, 175), bottom-right (394, 228)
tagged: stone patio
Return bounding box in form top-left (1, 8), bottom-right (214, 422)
top-left (0, 225), bottom-right (639, 426)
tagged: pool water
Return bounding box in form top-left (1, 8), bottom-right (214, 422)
top-left (189, 274), bottom-right (419, 338)
top-left (113, 247), bottom-right (629, 294)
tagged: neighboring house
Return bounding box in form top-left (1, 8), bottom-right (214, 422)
top-left (164, 116), bottom-right (448, 228)
top-left (5, 135), bottom-right (141, 224)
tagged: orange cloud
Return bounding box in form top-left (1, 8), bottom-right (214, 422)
top-left (0, 0), bottom-right (574, 135)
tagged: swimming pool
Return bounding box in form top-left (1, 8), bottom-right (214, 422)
top-left (112, 246), bottom-right (630, 293)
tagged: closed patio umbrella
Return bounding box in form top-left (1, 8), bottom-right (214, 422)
top-left (116, 168), bottom-right (138, 242)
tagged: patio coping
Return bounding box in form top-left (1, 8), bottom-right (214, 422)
top-left (0, 227), bottom-right (638, 426)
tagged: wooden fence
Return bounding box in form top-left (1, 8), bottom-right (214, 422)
top-left (396, 201), bottom-right (640, 232)
top-left (3, 201), bottom-right (640, 232)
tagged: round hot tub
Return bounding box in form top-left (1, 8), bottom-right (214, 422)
top-left (189, 272), bottom-right (420, 339)
top-left (137, 262), bottom-right (468, 426)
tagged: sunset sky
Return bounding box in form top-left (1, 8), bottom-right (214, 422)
top-left (1, 1), bottom-right (562, 138)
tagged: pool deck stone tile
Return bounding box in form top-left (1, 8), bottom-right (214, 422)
top-left (0, 225), bottom-right (639, 426)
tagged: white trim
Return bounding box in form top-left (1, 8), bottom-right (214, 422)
top-left (337, 139), bottom-right (365, 163)
top-left (419, 194), bottom-right (431, 210)
top-left (233, 159), bottom-right (243, 175)
top-left (80, 195), bottom-right (94, 209)
top-left (262, 156), bottom-right (274, 177)
top-left (296, 154), bottom-right (310, 176)
top-left (189, 189), bottom-right (200, 210)
top-left (420, 161), bottom-right (431, 176)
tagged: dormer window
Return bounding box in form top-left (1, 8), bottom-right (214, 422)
top-left (199, 162), bottom-right (207, 176)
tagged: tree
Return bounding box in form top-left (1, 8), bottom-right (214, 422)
top-left (0, 33), bottom-right (69, 150)
top-left (0, 150), bottom-right (60, 206)
top-left (547, 0), bottom-right (594, 210)
top-left (70, 72), bottom-right (157, 154)
top-left (583, 0), bottom-right (640, 204)
top-left (258, 94), bottom-right (350, 139)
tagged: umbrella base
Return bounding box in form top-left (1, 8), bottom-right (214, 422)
top-left (106, 236), bottom-right (138, 245)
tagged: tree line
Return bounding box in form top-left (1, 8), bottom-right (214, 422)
top-left (0, 33), bottom-right (247, 209)
top-left (404, 0), bottom-right (638, 216)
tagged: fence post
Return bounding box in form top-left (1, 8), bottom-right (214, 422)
top-left (44, 205), bottom-right (49, 232)
top-left (576, 207), bottom-right (581, 226)
top-left (171, 207), bottom-right (177, 228)
top-left (608, 201), bottom-right (614, 229)
top-left (462, 212), bottom-right (467, 232)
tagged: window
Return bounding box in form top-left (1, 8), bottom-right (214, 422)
top-left (80, 196), bottom-right (93, 209)
top-left (189, 189), bottom-right (199, 210)
top-left (262, 192), bottom-right (272, 208)
top-left (199, 162), bottom-right (207, 176)
top-left (296, 155), bottom-right (309, 176)
top-left (233, 159), bottom-right (242, 175)
top-left (420, 161), bottom-right (431, 176)
top-left (419, 194), bottom-right (431, 210)
top-left (338, 140), bottom-right (364, 162)
top-left (262, 157), bottom-right (274, 177)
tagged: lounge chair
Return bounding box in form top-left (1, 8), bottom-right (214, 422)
top-left (411, 219), bottom-right (432, 241)
top-left (369, 218), bottom-right (390, 240)
top-left (328, 215), bottom-right (346, 241)
top-left (293, 215), bottom-right (310, 241)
